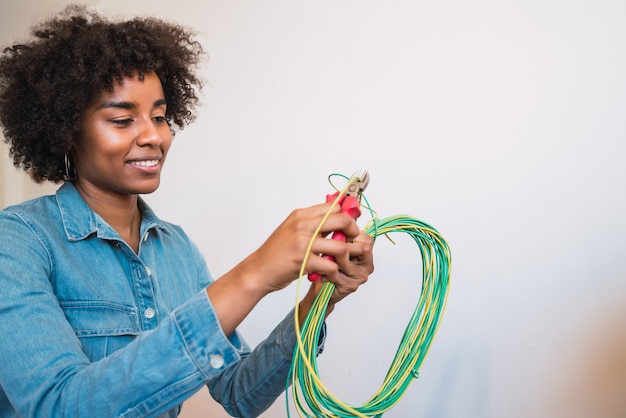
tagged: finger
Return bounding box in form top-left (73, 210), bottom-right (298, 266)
top-left (310, 234), bottom-right (350, 259)
top-left (315, 213), bottom-right (361, 239)
top-left (346, 234), bottom-right (374, 258)
top-left (330, 270), bottom-right (367, 301)
top-left (286, 204), bottom-right (352, 241)
top-left (304, 256), bottom-right (339, 282)
top-left (305, 201), bottom-right (343, 217)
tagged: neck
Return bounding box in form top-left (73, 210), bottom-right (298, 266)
top-left (74, 181), bottom-right (142, 253)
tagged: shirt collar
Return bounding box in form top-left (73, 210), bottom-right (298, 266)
top-left (56, 182), bottom-right (171, 242)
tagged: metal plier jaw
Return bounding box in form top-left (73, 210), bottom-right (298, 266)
top-left (325, 169), bottom-right (369, 218)
top-left (308, 170), bottom-right (370, 282)
top-left (345, 169), bottom-right (370, 198)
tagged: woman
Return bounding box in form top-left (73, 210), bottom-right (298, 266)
top-left (0, 5), bottom-right (373, 417)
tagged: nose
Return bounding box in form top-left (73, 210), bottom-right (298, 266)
top-left (136, 116), bottom-right (164, 147)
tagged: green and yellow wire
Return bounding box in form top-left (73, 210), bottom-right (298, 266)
top-left (288, 173), bottom-right (452, 417)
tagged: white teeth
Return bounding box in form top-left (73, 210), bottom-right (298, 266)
top-left (131, 160), bottom-right (158, 167)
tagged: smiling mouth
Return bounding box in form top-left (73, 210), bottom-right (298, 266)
top-left (129, 159), bottom-right (159, 167)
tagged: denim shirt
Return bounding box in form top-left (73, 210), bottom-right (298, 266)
top-left (0, 182), bottom-right (299, 417)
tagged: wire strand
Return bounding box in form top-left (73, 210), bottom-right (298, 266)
top-left (287, 174), bottom-right (452, 417)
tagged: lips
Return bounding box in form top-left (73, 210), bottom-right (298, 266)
top-left (126, 156), bottom-right (163, 174)
top-left (129, 159), bottom-right (159, 167)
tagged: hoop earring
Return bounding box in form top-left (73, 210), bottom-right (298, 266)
top-left (64, 152), bottom-right (76, 182)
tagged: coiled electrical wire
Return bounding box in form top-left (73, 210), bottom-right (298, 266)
top-left (287, 173), bottom-right (451, 417)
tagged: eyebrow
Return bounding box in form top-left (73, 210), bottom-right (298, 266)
top-left (95, 98), bottom-right (167, 110)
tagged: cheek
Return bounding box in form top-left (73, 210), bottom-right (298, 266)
top-left (78, 125), bottom-right (129, 156)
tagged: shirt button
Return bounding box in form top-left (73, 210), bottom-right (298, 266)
top-left (144, 307), bottom-right (156, 319)
top-left (145, 266), bottom-right (152, 275)
top-left (209, 354), bottom-right (225, 369)
top-left (143, 232), bottom-right (150, 242)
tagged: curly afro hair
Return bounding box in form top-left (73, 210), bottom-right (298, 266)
top-left (0, 5), bottom-right (204, 183)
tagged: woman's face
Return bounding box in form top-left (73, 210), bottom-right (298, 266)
top-left (73, 72), bottom-right (172, 197)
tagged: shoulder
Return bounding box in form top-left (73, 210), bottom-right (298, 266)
top-left (0, 194), bottom-right (62, 266)
top-left (1, 193), bottom-right (60, 229)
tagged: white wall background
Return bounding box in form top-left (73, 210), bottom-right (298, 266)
top-left (2, 1), bottom-right (625, 417)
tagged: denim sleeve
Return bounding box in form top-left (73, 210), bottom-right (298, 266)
top-left (0, 244), bottom-right (241, 417)
top-left (207, 307), bottom-right (298, 417)
top-left (0, 211), bottom-right (297, 417)
top-left (206, 310), bottom-right (330, 417)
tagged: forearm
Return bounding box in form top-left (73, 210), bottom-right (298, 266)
top-left (206, 253), bottom-right (271, 336)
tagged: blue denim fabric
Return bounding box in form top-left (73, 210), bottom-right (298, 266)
top-left (0, 182), bottom-right (299, 418)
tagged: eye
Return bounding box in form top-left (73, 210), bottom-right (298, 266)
top-left (153, 115), bottom-right (168, 125)
top-left (110, 118), bottom-right (133, 127)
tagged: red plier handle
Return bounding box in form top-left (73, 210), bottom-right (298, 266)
top-left (308, 171), bottom-right (368, 282)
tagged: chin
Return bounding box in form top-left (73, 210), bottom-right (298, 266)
top-left (132, 180), bottom-right (161, 195)
top-left (138, 189), bottom-right (158, 195)
top-left (138, 186), bottom-right (160, 195)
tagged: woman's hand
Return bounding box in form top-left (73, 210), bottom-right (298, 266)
top-left (298, 230), bottom-right (374, 324)
top-left (245, 202), bottom-right (371, 293)
top-left (208, 201), bottom-right (374, 335)
top-left (325, 230), bottom-right (374, 307)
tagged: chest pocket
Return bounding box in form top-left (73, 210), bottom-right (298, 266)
top-left (60, 301), bottom-right (142, 362)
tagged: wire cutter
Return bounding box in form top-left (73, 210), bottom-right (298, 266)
top-left (308, 170), bottom-right (369, 282)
